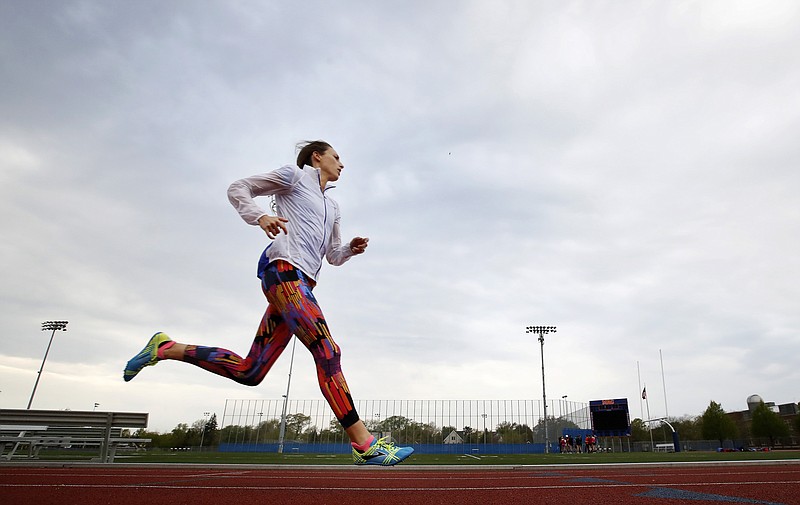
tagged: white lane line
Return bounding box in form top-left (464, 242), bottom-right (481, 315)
top-left (1, 480), bottom-right (799, 491)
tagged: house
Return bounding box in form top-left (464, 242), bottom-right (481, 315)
top-left (443, 429), bottom-right (464, 444)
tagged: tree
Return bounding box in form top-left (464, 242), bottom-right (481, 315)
top-left (530, 416), bottom-right (580, 445)
top-left (379, 415), bottom-right (412, 432)
top-left (169, 423), bottom-right (194, 448)
top-left (218, 424), bottom-right (255, 445)
top-left (668, 415), bottom-right (701, 441)
top-left (203, 413), bottom-right (219, 446)
top-left (794, 406), bottom-right (800, 437)
top-left (496, 422), bottom-right (533, 444)
top-left (630, 418), bottom-right (650, 442)
top-left (303, 425), bottom-right (320, 443)
top-left (411, 421), bottom-right (440, 444)
top-left (285, 413), bottom-right (311, 440)
top-left (317, 419), bottom-right (345, 443)
top-left (441, 425), bottom-right (458, 442)
top-left (133, 428), bottom-right (174, 449)
top-left (390, 420), bottom-right (440, 444)
top-left (370, 415), bottom-right (419, 442)
top-left (206, 413), bottom-right (218, 432)
top-left (750, 401), bottom-right (789, 447)
top-left (701, 401), bottom-right (737, 447)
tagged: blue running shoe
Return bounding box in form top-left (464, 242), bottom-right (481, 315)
top-left (352, 436), bottom-right (414, 466)
top-left (123, 332), bottom-right (172, 382)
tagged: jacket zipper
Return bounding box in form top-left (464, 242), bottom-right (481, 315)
top-left (316, 174), bottom-right (329, 278)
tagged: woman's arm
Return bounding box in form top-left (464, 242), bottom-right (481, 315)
top-left (227, 165), bottom-right (300, 234)
top-left (326, 218), bottom-right (368, 266)
top-left (227, 172), bottom-right (284, 225)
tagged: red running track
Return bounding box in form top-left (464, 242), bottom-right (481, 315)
top-left (1, 462), bottom-right (799, 505)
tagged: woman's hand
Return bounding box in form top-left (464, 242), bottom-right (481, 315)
top-left (349, 237), bottom-right (369, 255)
top-left (257, 215), bottom-right (289, 239)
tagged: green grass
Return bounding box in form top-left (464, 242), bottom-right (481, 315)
top-left (104, 449), bottom-right (800, 466)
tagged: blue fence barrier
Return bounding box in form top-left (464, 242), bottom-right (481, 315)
top-left (219, 442), bottom-right (553, 455)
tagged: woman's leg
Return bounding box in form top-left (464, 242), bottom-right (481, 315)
top-left (345, 420), bottom-right (373, 446)
top-left (262, 261), bottom-right (365, 441)
top-left (126, 260), bottom-right (371, 446)
top-left (164, 303), bottom-right (293, 386)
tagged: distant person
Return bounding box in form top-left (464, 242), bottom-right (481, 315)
top-left (123, 140), bottom-right (413, 466)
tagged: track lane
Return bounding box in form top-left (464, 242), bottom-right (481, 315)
top-left (1, 462), bottom-right (798, 505)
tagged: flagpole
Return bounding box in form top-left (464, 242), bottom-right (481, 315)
top-left (643, 385), bottom-right (654, 450)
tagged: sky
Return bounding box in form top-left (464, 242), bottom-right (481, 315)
top-left (1, 0), bottom-right (798, 433)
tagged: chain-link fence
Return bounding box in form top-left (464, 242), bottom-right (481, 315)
top-left (218, 398), bottom-right (590, 454)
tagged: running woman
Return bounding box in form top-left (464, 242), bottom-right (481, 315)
top-left (123, 140), bottom-right (413, 466)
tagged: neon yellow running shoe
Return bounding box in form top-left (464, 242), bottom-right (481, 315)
top-left (123, 332), bottom-right (172, 382)
top-left (352, 436), bottom-right (414, 466)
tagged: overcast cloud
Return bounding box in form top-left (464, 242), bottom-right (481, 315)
top-left (1, 0), bottom-right (798, 432)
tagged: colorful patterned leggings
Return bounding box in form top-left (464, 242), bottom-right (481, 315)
top-left (182, 260), bottom-right (360, 428)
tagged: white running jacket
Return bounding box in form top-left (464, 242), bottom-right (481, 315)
top-left (227, 164), bottom-right (355, 281)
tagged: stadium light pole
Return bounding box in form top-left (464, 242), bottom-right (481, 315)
top-left (199, 411), bottom-right (210, 451)
top-left (526, 325), bottom-right (556, 454)
top-left (256, 411), bottom-right (264, 445)
top-left (278, 337), bottom-right (298, 454)
top-left (27, 321), bottom-right (68, 409)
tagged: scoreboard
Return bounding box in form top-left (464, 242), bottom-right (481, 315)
top-left (589, 398), bottom-right (631, 436)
